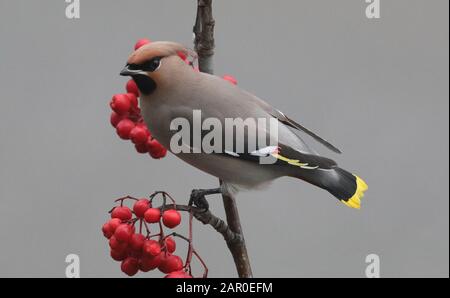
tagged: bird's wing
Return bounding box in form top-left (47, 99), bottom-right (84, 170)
top-left (167, 104), bottom-right (337, 171)
top-left (271, 110), bottom-right (342, 154)
top-left (247, 93), bottom-right (342, 154)
top-left (168, 73), bottom-right (340, 168)
top-left (220, 142), bottom-right (337, 170)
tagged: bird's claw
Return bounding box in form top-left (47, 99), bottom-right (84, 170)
top-left (189, 189), bottom-right (210, 211)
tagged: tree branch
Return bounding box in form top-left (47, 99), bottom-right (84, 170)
top-left (162, 205), bottom-right (243, 245)
top-left (193, 0), bottom-right (215, 75)
top-left (192, 0), bottom-right (253, 278)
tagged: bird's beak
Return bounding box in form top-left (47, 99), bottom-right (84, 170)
top-left (120, 65), bottom-right (147, 76)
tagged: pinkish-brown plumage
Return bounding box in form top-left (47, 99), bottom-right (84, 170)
top-left (127, 41), bottom-right (193, 65)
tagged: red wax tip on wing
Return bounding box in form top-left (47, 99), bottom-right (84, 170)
top-left (177, 51), bottom-right (187, 61)
top-left (222, 75), bottom-right (238, 85)
top-left (134, 38), bottom-right (151, 50)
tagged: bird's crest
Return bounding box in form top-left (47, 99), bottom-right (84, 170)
top-left (127, 41), bottom-right (196, 65)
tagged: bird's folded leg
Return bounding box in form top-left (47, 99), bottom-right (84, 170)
top-left (189, 188), bottom-right (222, 211)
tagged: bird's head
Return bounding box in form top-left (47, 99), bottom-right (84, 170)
top-left (120, 41), bottom-right (194, 95)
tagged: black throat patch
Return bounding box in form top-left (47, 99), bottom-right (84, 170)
top-left (132, 75), bottom-right (157, 95)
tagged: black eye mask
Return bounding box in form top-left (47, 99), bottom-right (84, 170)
top-left (129, 57), bottom-right (162, 73)
top-left (128, 57), bottom-right (162, 95)
top-left (132, 75), bottom-right (157, 95)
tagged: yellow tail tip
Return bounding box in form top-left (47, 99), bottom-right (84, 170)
top-left (341, 175), bottom-right (368, 210)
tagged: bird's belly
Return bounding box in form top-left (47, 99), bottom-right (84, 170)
top-left (175, 152), bottom-right (281, 188)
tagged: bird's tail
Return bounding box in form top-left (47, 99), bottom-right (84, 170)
top-left (293, 167), bottom-right (368, 209)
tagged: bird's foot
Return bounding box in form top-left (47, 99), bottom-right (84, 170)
top-left (189, 188), bottom-right (222, 211)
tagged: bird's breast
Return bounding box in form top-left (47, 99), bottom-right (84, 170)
top-left (139, 95), bottom-right (176, 149)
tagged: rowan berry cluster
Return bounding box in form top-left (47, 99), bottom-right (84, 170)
top-left (109, 39), bottom-right (167, 159)
top-left (102, 192), bottom-right (207, 278)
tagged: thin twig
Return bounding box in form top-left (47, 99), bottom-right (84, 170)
top-left (193, 0), bottom-right (215, 74)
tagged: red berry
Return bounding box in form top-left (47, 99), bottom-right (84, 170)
top-left (135, 123), bottom-right (150, 138)
top-left (110, 249), bottom-right (128, 262)
top-left (223, 75), bottom-right (238, 85)
top-left (121, 257), bottom-right (139, 276)
top-left (135, 143), bottom-right (148, 154)
top-left (128, 106), bottom-right (142, 120)
top-left (165, 271), bottom-right (193, 278)
top-left (126, 80), bottom-right (139, 97)
top-left (162, 209), bottom-right (181, 229)
top-left (133, 199), bottom-right (150, 218)
top-left (148, 139), bottom-right (168, 159)
top-left (135, 39), bottom-right (151, 50)
top-left (110, 112), bottom-right (126, 128)
top-left (111, 206), bottom-right (132, 221)
top-left (110, 94), bottom-right (131, 115)
top-left (129, 234), bottom-right (146, 252)
top-left (109, 235), bottom-right (128, 253)
top-left (114, 224), bottom-right (134, 243)
top-left (136, 122), bottom-right (150, 134)
top-left (165, 237), bottom-right (176, 253)
top-left (128, 248), bottom-right (143, 259)
top-left (108, 218), bottom-right (122, 233)
top-left (147, 138), bottom-right (160, 150)
top-left (150, 147), bottom-right (167, 159)
top-left (102, 222), bottom-right (113, 239)
top-left (159, 254), bottom-right (184, 274)
top-left (144, 208), bottom-right (161, 223)
top-left (116, 119), bottom-right (136, 140)
top-left (126, 93), bottom-right (138, 109)
top-left (142, 240), bottom-right (161, 257)
top-left (130, 126), bottom-right (149, 145)
top-left (139, 253), bottom-right (162, 272)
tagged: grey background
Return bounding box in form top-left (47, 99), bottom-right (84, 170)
top-left (0, 0), bottom-right (448, 278)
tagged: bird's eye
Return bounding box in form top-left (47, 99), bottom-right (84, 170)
top-left (141, 57), bottom-right (162, 72)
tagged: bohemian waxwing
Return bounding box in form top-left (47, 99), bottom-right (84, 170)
top-left (120, 41), bottom-right (368, 209)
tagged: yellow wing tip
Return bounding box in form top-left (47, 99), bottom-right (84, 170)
top-left (341, 175), bottom-right (368, 210)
